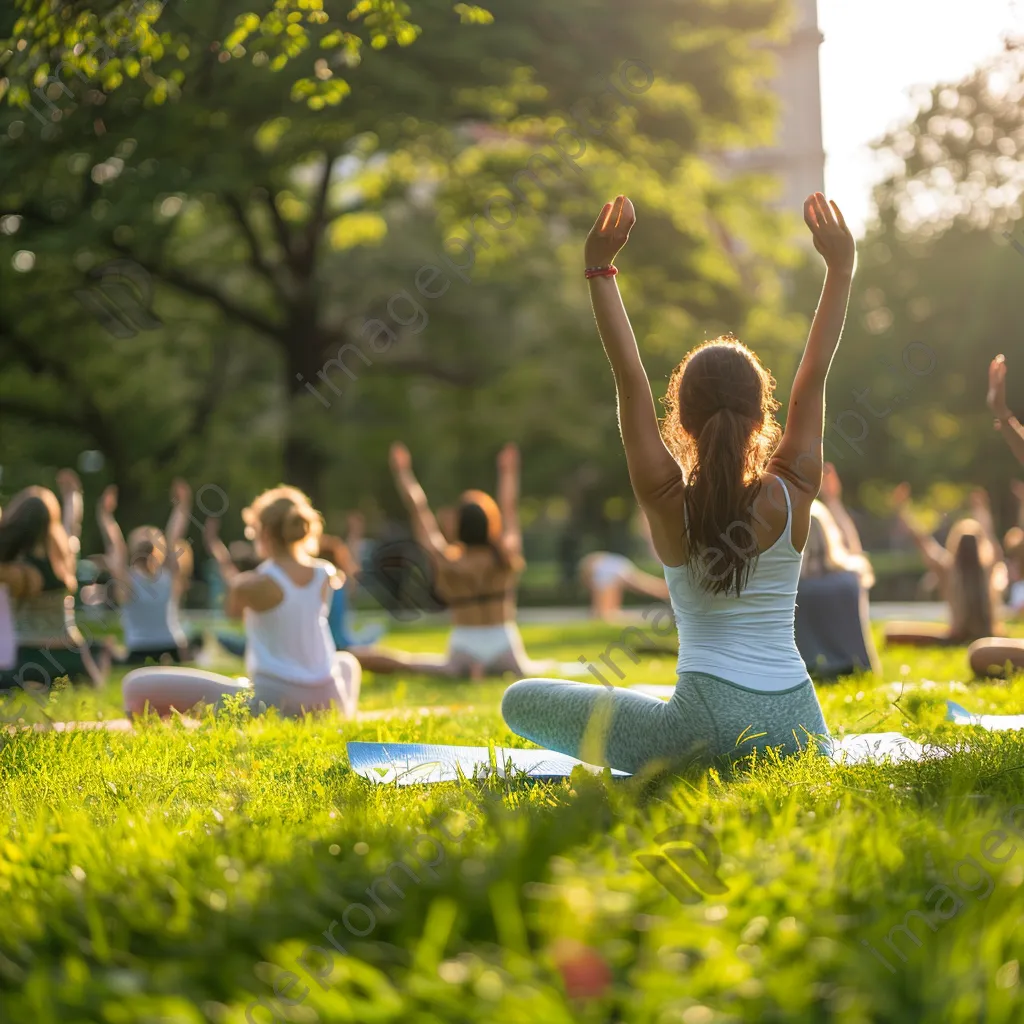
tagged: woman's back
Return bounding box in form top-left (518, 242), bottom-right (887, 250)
top-left (244, 559), bottom-right (335, 684)
top-left (435, 546), bottom-right (521, 626)
top-left (666, 477), bottom-right (807, 690)
top-left (121, 568), bottom-right (184, 650)
top-left (13, 553), bottom-right (70, 643)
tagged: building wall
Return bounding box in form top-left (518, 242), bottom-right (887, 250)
top-left (722, 0), bottom-right (826, 221)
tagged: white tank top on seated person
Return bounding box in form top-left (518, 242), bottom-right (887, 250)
top-left (121, 568), bottom-right (186, 651)
top-left (245, 559), bottom-right (336, 686)
top-left (664, 477), bottom-right (809, 693)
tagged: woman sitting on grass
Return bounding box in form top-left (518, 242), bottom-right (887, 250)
top-left (123, 486), bottom-right (360, 718)
top-left (0, 508), bottom-right (43, 679)
top-left (355, 442), bottom-right (583, 679)
top-left (884, 484), bottom-right (1006, 652)
top-left (96, 479), bottom-right (202, 664)
top-left (966, 354), bottom-right (1024, 676)
top-left (0, 477), bottom-right (108, 690)
top-left (502, 192), bottom-right (853, 773)
top-left (209, 512), bottom-right (384, 657)
top-left (796, 464), bottom-right (880, 680)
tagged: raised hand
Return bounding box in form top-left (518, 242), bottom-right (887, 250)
top-left (203, 515), bottom-right (221, 549)
top-left (389, 442), bottom-right (412, 474)
top-left (56, 468), bottom-right (82, 495)
top-left (99, 485), bottom-right (118, 516)
top-left (988, 355), bottom-right (1011, 422)
top-left (585, 195), bottom-right (635, 268)
top-left (820, 462), bottom-right (842, 503)
top-left (969, 488), bottom-right (992, 515)
top-left (803, 193), bottom-right (855, 275)
top-left (891, 482), bottom-right (912, 510)
top-left (497, 442), bottom-right (520, 475)
top-left (1011, 480), bottom-right (1024, 504)
top-left (171, 477), bottom-right (192, 507)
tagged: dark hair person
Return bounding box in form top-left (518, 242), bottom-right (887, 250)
top-left (0, 475), bottom-right (107, 689)
top-left (353, 442), bottom-right (587, 680)
top-left (503, 192), bottom-right (856, 773)
top-left (796, 465), bottom-right (880, 680)
top-left (964, 355), bottom-right (1024, 677)
top-left (884, 485), bottom-right (1005, 652)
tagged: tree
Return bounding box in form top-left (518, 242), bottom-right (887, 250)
top-left (800, 41), bottom-right (1024, 529)
top-left (2, 0), bottom-right (798, 509)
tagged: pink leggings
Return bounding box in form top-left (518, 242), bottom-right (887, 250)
top-left (123, 652), bottom-right (361, 718)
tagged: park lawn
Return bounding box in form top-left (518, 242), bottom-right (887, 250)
top-left (1, 622), bottom-right (1023, 1023)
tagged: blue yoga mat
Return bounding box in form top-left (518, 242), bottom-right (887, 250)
top-left (346, 741), bottom-right (631, 785)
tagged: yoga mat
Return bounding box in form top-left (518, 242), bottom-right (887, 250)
top-left (346, 741), bottom-right (631, 785)
top-left (827, 732), bottom-right (940, 764)
top-left (947, 701), bottom-right (1024, 731)
top-left (346, 730), bottom-right (949, 781)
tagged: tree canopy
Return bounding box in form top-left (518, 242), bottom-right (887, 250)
top-left (2, 0), bottom-right (803, 544)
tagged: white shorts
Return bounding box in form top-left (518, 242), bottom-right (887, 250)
top-left (587, 553), bottom-right (636, 589)
top-left (448, 623), bottom-right (526, 668)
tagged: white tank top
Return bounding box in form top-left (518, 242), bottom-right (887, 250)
top-left (664, 478), bottom-right (809, 692)
top-left (121, 569), bottom-right (185, 651)
top-left (244, 559), bottom-right (336, 686)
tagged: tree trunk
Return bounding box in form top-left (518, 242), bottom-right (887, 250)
top-left (282, 327), bottom-right (330, 502)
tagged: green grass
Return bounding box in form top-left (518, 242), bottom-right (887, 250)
top-left (2, 623), bottom-right (1024, 1023)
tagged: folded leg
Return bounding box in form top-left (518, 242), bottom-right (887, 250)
top-left (123, 666), bottom-right (250, 717)
top-left (501, 678), bottom-right (715, 775)
top-left (968, 637), bottom-right (1024, 678)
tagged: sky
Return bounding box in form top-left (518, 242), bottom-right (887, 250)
top-left (817, 0), bottom-right (1021, 236)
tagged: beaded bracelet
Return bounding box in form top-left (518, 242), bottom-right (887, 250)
top-left (584, 265), bottom-right (618, 279)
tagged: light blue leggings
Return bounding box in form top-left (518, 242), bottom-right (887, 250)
top-left (501, 672), bottom-right (831, 775)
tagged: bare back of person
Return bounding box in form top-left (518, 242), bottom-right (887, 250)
top-left (435, 546), bottom-right (518, 626)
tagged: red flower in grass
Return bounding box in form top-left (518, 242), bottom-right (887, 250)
top-left (551, 939), bottom-right (612, 1001)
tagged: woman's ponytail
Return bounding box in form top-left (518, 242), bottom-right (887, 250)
top-left (684, 408), bottom-right (760, 595)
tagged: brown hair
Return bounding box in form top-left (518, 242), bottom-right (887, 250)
top-left (0, 486), bottom-right (77, 591)
top-left (802, 500), bottom-right (875, 588)
top-left (662, 336), bottom-right (782, 595)
top-left (243, 486), bottom-right (323, 555)
top-left (946, 518), bottom-right (997, 642)
top-left (455, 490), bottom-right (518, 569)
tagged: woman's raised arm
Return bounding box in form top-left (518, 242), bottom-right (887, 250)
top-left (389, 443), bottom-right (448, 559)
top-left (769, 194), bottom-right (856, 497)
top-left (585, 196), bottom-right (682, 558)
top-left (988, 356), bottom-right (1024, 466)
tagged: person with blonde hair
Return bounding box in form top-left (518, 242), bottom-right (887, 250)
top-left (796, 464), bottom-right (880, 679)
top-left (0, 473), bottom-right (108, 689)
top-left (123, 485), bottom-right (361, 717)
top-left (97, 478), bottom-right (201, 664)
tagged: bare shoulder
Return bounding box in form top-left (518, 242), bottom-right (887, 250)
top-left (230, 570), bottom-right (284, 612)
top-left (643, 472), bottom-right (687, 567)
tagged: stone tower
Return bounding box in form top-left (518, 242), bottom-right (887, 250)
top-left (723, 0), bottom-right (826, 220)
top-left (770, 0), bottom-right (827, 215)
